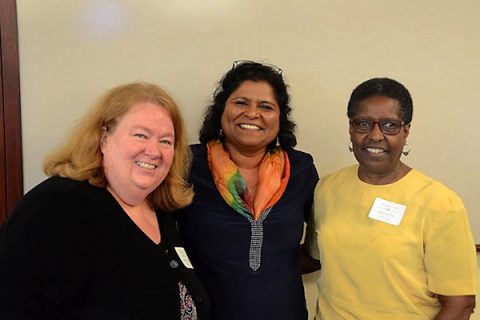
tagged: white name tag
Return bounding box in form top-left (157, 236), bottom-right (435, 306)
top-left (368, 197), bottom-right (406, 226)
top-left (174, 247), bottom-right (194, 269)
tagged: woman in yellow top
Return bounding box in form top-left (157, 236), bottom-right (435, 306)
top-left (304, 78), bottom-right (476, 319)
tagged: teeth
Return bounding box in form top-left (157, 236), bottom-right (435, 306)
top-left (366, 148), bottom-right (384, 154)
top-left (239, 124), bottom-right (261, 130)
top-left (136, 161), bottom-right (157, 169)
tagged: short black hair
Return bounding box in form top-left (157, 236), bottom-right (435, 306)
top-left (199, 61), bottom-right (296, 150)
top-left (347, 77), bottom-right (413, 124)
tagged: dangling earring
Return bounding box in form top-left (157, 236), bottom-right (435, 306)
top-left (219, 128), bottom-right (224, 139)
top-left (275, 136), bottom-right (280, 148)
top-left (348, 142), bottom-right (353, 152)
top-left (402, 143), bottom-right (411, 156)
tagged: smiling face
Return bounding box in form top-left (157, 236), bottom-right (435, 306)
top-left (349, 95), bottom-right (410, 184)
top-left (101, 102), bottom-right (175, 205)
top-left (220, 80), bottom-right (280, 154)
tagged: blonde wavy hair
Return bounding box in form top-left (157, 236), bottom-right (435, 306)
top-left (43, 82), bottom-right (193, 211)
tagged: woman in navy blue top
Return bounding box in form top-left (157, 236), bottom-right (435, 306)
top-left (177, 61), bottom-right (318, 320)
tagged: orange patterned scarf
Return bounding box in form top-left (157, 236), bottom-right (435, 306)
top-left (207, 140), bottom-right (290, 220)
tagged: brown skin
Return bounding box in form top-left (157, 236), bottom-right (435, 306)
top-left (433, 295), bottom-right (475, 319)
top-left (300, 244), bottom-right (320, 274)
top-left (221, 80), bottom-right (280, 191)
top-left (351, 95), bottom-right (475, 318)
top-left (349, 96), bottom-right (411, 185)
top-left (221, 81), bottom-right (280, 157)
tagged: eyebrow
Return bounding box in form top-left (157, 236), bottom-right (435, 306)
top-left (130, 125), bottom-right (152, 133)
top-left (130, 125), bottom-right (174, 137)
top-left (353, 117), bottom-right (401, 121)
top-left (232, 96), bottom-right (278, 106)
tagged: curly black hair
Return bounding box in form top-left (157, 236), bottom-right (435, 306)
top-left (199, 61), bottom-right (297, 151)
top-left (347, 77), bottom-right (413, 124)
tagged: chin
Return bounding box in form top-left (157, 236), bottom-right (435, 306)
top-left (359, 161), bottom-right (388, 172)
top-left (133, 179), bottom-right (162, 192)
top-left (239, 140), bottom-right (269, 149)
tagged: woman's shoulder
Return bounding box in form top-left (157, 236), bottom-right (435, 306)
top-left (318, 165), bottom-right (358, 187)
top-left (189, 143), bottom-right (208, 160)
top-left (284, 147), bottom-right (315, 166)
top-left (408, 169), bottom-right (465, 207)
top-left (19, 177), bottom-right (95, 208)
top-left (188, 144), bottom-right (209, 175)
top-left (4, 177), bottom-right (100, 231)
top-left (190, 143), bottom-right (205, 152)
top-left (284, 148), bottom-right (319, 189)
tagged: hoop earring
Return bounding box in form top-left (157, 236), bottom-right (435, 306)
top-left (402, 143), bottom-right (411, 156)
top-left (348, 142), bottom-right (353, 152)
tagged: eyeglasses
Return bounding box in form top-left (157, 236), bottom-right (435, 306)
top-left (232, 60), bottom-right (283, 76)
top-left (350, 118), bottom-right (405, 135)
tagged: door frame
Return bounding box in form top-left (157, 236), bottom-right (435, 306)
top-left (0, 0), bottom-right (23, 224)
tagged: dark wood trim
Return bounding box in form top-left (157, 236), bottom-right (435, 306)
top-left (0, 49), bottom-right (5, 222)
top-left (0, 0), bottom-right (23, 224)
top-left (476, 244), bottom-right (480, 254)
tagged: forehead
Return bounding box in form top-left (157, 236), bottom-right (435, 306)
top-left (355, 96), bottom-right (401, 119)
top-left (230, 81), bottom-right (277, 100)
top-left (118, 102), bottom-right (173, 127)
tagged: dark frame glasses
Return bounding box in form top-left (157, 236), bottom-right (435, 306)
top-left (350, 118), bottom-right (406, 135)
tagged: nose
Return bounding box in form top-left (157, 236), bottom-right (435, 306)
top-left (243, 104), bottom-right (259, 118)
top-left (144, 139), bottom-right (162, 157)
top-left (368, 122), bottom-right (384, 141)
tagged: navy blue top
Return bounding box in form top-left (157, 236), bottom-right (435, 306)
top-left (177, 144), bottom-right (319, 320)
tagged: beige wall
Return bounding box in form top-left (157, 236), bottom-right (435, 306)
top-left (18, 0), bottom-right (480, 240)
top-left (17, 1), bottom-right (480, 318)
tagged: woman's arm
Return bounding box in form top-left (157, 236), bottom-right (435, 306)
top-left (300, 244), bottom-right (321, 274)
top-left (434, 295), bottom-right (475, 320)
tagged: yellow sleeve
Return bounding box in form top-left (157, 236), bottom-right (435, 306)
top-left (424, 197), bottom-right (477, 295)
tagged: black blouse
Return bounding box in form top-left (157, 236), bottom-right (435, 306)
top-left (0, 176), bottom-right (210, 319)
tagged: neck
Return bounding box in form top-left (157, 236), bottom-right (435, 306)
top-left (107, 185), bottom-right (149, 209)
top-left (224, 143), bottom-right (267, 169)
top-left (358, 162), bottom-right (411, 185)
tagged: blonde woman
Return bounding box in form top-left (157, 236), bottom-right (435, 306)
top-left (0, 83), bottom-right (210, 319)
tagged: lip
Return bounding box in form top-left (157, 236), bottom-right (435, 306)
top-left (237, 123), bottom-right (263, 130)
top-left (362, 146), bottom-right (389, 155)
top-left (135, 161), bottom-right (158, 170)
